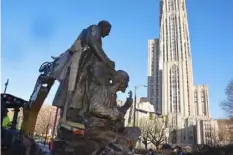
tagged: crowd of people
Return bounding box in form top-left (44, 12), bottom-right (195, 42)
top-left (143, 143), bottom-right (233, 155)
top-left (145, 144), bottom-right (186, 155)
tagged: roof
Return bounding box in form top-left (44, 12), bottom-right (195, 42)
top-left (1, 93), bottom-right (28, 108)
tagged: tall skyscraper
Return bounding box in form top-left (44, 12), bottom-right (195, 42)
top-left (148, 0), bottom-right (218, 145)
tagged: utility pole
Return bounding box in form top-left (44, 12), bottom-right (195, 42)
top-left (133, 86), bottom-right (137, 127)
top-left (4, 79), bottom-right (9, 93)
top-left (133, 85), bottom-right (147, 127)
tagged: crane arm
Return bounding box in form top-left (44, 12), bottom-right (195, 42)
top-left (21, 62), bottom-right (55, 135)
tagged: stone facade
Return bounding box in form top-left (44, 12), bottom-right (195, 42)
top-left (147, 0), bottom-right (218, 145)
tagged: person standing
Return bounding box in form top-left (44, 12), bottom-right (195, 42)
top-left (161, 144), bottom-right (172, 155)
top-left (2, 109), bottom-right (11, 149)
top-left (147, 148), bottom-right (155, 155)
top-left (2, 109), bottom-right (11, 128)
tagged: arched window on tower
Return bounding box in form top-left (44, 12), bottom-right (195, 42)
top-left (201, 90), bottom-right (206, 115)
top-left (169, 65), bottom-right (180, 113)
top-left (194, 90), bottom-right (198, 116)
top-left (182, 1), bottom-right (185, 11)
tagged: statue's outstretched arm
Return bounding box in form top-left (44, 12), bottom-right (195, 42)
top-left (89, 96), bottom-right (122, 121)
top-left (86, 26), bottom-right (113, 67)
top-left (119, 91), bottom-right (133, 114)
top-left (119, 101), bottom-right (132, 115)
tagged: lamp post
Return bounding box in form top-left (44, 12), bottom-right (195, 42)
top-left (133, 85), bottom-right (147, 127)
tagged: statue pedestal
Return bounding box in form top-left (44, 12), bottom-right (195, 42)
top-left (51, 139), bottom-right (99, 155)
top-left (46, 127), bottom-right (141, 155)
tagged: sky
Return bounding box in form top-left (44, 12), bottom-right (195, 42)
top-left (1, 0), bottom-right (233, 119)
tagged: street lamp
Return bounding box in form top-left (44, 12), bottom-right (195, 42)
top-left (133, 85), bottom-right (147, 127)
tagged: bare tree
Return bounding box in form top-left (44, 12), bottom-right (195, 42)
top-left (35, 105), bottom-right (57, 135)
top-left (149, 117), bottom-right (166, 150)
top-left (218, 119), bottom-right (233, 144)
top-left (218, 126), bottom-right (225, 142)
top-left (221, 78), bottom-right (233, 118)
top-left (209, 127), bottom-right (219, 146)
top-left (138, 117), bottom-right (152, 150)
top-left (218, 126), bottom-right (229, 145)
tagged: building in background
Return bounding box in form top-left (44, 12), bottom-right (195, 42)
top-left (148, 39), bottom-right (162, 115)
top-left (135, 98), bottom-right (155, 126)
top-left (147, 0), bottom-right (218, 145)
top-left (125, 97), bottom-right (165, 149)
top-left (124, 97), bottom-right (156, 126)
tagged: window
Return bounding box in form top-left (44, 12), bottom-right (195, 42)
top-left (194, 92), bottom-right (197, 97)
top-left (151, 89), bottom-right (155, 96)
top-left (170, 65), bottom-right (180, 113)
top-left (189, 136), bottom-right (193, 140)
top-left (189, 121), bottom-right (193, 126)
top-left (151, 79), bottom-right (154, 83)
top-left (201, 92), bottom-right (204, 97)
top-left (172, 119), bottom-right (177, 127)
top-left (202, 104), bottom-right (205, 115)
top-left (201, 97), bottom-right (204, 102)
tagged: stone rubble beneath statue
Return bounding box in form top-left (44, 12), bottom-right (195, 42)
top-left (45, 20), bottom-right (141, 155)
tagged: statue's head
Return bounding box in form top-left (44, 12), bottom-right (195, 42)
top-left (113, 70), bottom-right (129, 93)
top-left (98, 20), bottom-right (112, 38)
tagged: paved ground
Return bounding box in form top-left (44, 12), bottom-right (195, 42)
top-left (37, 144), bottom-right (51, 155)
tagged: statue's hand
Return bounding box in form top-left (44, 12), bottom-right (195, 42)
top-left (123, 91), bottom-right (133, 112)
top-left (125, 97), bottom-right (133, 109)
top-left (124, 92), bottom-right (133, 107)
top-left (119, 98), bottom-right (133, 115)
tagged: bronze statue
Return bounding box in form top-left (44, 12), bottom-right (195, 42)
top-left (52, 20), bottom-right (116, 123)
top-left (47, 21), bottom-right (141, 155)
top-left (85, 70), bottom-right (130, 131)
top-left (83, 70), bottom-right (141, 155)
top-left (65, 20), bottom-right (116, 123)
top-left (53, 70), bottom-right (138, 155)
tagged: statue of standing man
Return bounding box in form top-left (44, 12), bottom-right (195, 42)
top-left (52, 20), bottom-right (116, 130)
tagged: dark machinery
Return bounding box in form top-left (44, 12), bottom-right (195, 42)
top-left (1, 93), bottom-right (29, 151)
